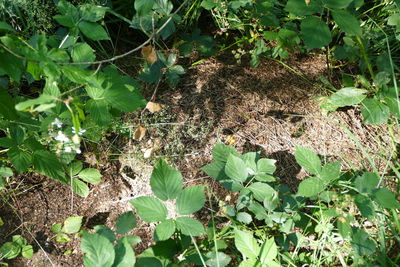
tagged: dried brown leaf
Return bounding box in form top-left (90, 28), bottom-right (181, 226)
top-left (141, 45), bottom-right (157, 64)
top-left (134, 125), bottom-right (146, 141)
top-left (146, 102), bottom-right (163, 113)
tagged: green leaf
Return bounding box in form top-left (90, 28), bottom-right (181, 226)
top-left (295, 146), bottom-right (321, 175)
top-left (236, 212), bottom-right (252, 224)
top-left (239, 259), bottom-right (261, 267)
top-left (256, 158), bottom-right (276, 174)
top-left (79, 4), bottom-right (107, 22)
top-left (53, 14), bottom-right (75, 27)
top-left (225, 154), bottom-right (248, 182)
top-left (62, 216), bottom-right (83, 234)
top-left (372, 188), bottom-right (400, 209)
top-left (103, 83), bottom-right (146, 112)
top-left (0, 21), bottom-right (15, 32)
top-left (361, 98), bottom-right (390, 124)
top-left (248, 182), bottom-right (276, 202)
top-left (175, 217), bottom-right (205, 236)
top-left (78, 21), bottom-right (110, 41)
top-left (134, 0), bottom-right (155, 15)
top-left (301, 16), bottom-right (332, 50)
top-left (51, 223), bottom-right (63, 234)
top-left (234, 229), bottom-right (260, 259)
top-left (260, 238), bottom-right (277, 264)
top-left (212, 143), bottom-right (239, 162)
top-left (0, 166), bottom-right (13, 177)
top-left (72, 178), bottom-right (90, 197)
top-left (327, 87), bottom-right (368, 108)
top-left (130, 196), bottom-right (168, 223)
top-left (154, 219), bottom-right (175, 241)
top-left (32, 150), bottom-right (67, 183)
top-left (150, 159), bottom-right (183, 201)
top-left (205, 251), bottom-right (232, 267)
top-left (351, 229), bottom-right (376, 256)
top-left (86, 99), bottom-right (112, 126)
top-left (201, 161), bottom-right (228, 180)
top-left (176, 186), bottom-right (205, 215)
top-left (71, 43), bottom-right (96, 64)
top-left (21, 245), bottom-right (33, 259)
top-left (354, 194), bottom-right (376, 220)
top-left (324, 0), bottom-right (353, 9)
top-left (8, 147), bottom-right (32, 173)
top-left (319, 161), bottom-right (341, 183)
top-left (354, 172), bottom-right (379, 194)
top-left (332, 10), bottom-right (361, 36)
top-left (81, 231), bottom-right (115, 267)
top-left (15, 94), bottom-right (55, 111)
top-left (285, 0), bottom-right (322, 16)
top-left (68, 161), bottom-right (83, 176)
top-left (12, 235), bottom-right (27, 247)
top-left (56, 233), bottom-right (71, 243)
top-left (78, 168), bottom-right (102, 184)
top-left (297, 177), bottom-right (325, 197)
top-left (116, 211), bottom-right (137, 235)
top-left (122, 235), bottom-right (141, 246)
top-left (0, 242), bottom-right (20, 259)
top-left (9, 126), bottom-right (24, 145)
top-left (93, 226), bottom-right (116, 243)
top-left (0, 86), bottom-right (16, 119)
top-left (114, 237), bottom-right (136, 267)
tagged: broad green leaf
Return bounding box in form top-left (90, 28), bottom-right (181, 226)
top-left (324, 0), bottom-right (353, 9)
top-left (248, 202), bottom-right (268, 220)
top-left (285, 0), bottom-right (322, 16)
top-left (150, 158), bottom-right (183, 201)
top-left (93, 226), bottom-right (116, 243)
top-left (134, 0), bottom-right (155, 15)
top-left (130, 196), bottom-right (168, 223)
top-left (32, 151), bottom-right (66, 183)
top-left (154, 219), bottom-right (175, 241)
top-left (8, 147), bottom-right (32, 173)
top-left (239, 258), bottom-right (261, 267)
top-left (78, 168), bottom-right (102, 184)
top-left (56, 233), bottom-right (71, 243)
top-left (0, 86), bottom-right (16, 119)
top-left (351, 229), bottom-right (376, 255)
top-left (68, 161), bottom-right (83, 176)
top-left (225, 155), bottom-right (248, 182)
top-left (256, 158), bottom-right (276, 174)
top-left (113, 237), bottom-right (136, 267)
top-left (372, 188), bottom-right (400, 209)
top-left (86, 99), bottom-right (112, 126)
top-left (319, 161), bottom-right (341, 183)
top-left (236, 212), bottom-right (252, 224)
top-left (260, 238), bottom-right (277, 264)
top-left (327, 87), bottom-right (368, 108)
top-left (80, 4), bottom-right (108, 22)
top-left (21, 245), bottom-right (33, 259)
top-left (176, 186), bottom-right (205, 215)
top-left (78, 21), bottom-right (110, 41)
top-left (248, 182), bottom-right (276, 202)
top-left (295, 146), bottom-right (321, 175)
top-left (297, 177), bottom-right (325, 197)
top-left (201, 161), bottom-right (228, 180)
top-left (53, 14), bottom-right (75, 27)
top-left (212, 143), bottom-right (239, 162)
top-left (103, 83), bottom-right (146, 112)
top-left (234, 229), bottom-right (260, 259)
top-left (354, 172), bottom-right (379, 194)
top-left (122, 235), bottom-right (141, 246)
top-left (0, 137), bottom-right (13, 148)
top-left (116, 211), bottom-right (137, 234)
top-left (241, 152), bottom-right (259, 173)
top-left (12, 235), bottom-right (27, 247)
top-left (361, 98), bottom-right (390, 124)
top-left (0, 167), bottom-right (13, 177)
top-left (205, 251), bottom-right (232, 267)
top-left (51, 223), bottom-right (63, 234)
top-left (15, 94), bottom-right (55, 111)
top-left (71, 43), bottom-right (95, 64)
top-left (0, 49), bottom-right (24, 82)
top-left (385, 97), bottom-right (400, 118)
top-left (301, 16), bottom-right (331, 50)
top-left (0, 21), bottom-right (15, 32)
top-left (0, 242), bottom-right (20, 259)
top-left (62, 216), bottom-right (83, 234)
top-left (332, 10), bottom-right (362, 36)
top-left (175, 217), bottom-right (204, 236)
top-left (354, 194), bottom-right (376, 220)
top-left (10, 125), bottom-right (24, 145)
top-left (81, 231), bottom-right (115, 267)
top-left (72, 178), bottom-right (90, 197)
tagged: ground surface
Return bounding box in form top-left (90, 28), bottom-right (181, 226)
top-left (0, 54), bottom-right (393, 266)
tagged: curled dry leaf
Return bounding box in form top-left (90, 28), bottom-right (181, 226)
top-left (141, 45), bottom-right (157, 64)
top-left (134, 125), bottom-right (146, 141)
top-left (146, 101), bottom-right (163, 113)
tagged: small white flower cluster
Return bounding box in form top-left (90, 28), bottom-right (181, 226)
top-left (48, 118), bottom-right (85, 154)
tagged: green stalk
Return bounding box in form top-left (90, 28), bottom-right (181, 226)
top-left (355, 36), bottom-right (375, 81)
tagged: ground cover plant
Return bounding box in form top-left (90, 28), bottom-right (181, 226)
top-left (0, 0), bottom-right (399, 266)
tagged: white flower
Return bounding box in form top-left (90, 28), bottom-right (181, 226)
top-left (64, 146), bottom-right (72, 153)
top-left (55, 131), bottom-right (69, 143)
top-left (72, 127), bottom-right (86, 136)
top-left (75, 148), bottom-right (81, 154)
top-left (51, 118), bottom-right (63, 128)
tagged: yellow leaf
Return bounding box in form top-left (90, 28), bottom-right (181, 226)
top-left (225, 135), bottom-right (236, 146)
top-left (146, 101), bottom-right (163, 113)
top-left (305, 0), bottom-right (311, 5)
top-left (134, 125), bottom-right (146, 141)
top-left (0, 217), bottom-right (4, 227)
top-left (141, 45), bottom-right (157, 64)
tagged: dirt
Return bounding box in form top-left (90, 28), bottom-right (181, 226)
top-left (0, 53), bottom-right (395, 266)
